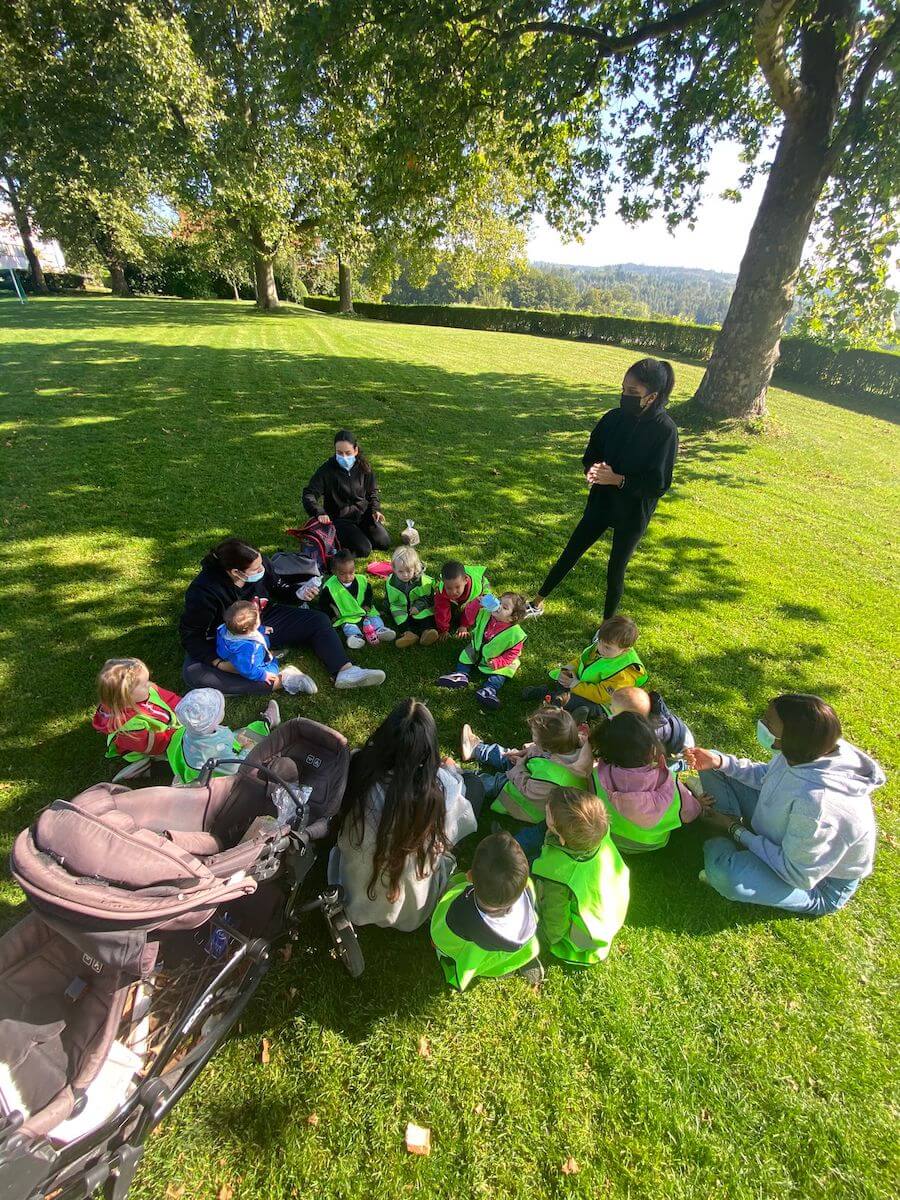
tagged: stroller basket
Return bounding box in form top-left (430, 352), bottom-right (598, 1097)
top-left (0, 717), bottom-right (355, 1200)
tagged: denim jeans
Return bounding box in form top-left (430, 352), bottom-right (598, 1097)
top-left (457, 663), bottom-right (506, 692)
top-left (514, 822), bottom-right (547, 864)
top-left (342, 615), bottom-right (385, 640)
top-left (699, 770), bottom-right (861, 917)
top-left (471, 741), bottom-right (512, 800)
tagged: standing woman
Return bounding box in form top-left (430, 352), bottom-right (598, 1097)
top-left (302, 429), bottom-right (391, 556)
top-left (528, 358), bottom-right (678, 620)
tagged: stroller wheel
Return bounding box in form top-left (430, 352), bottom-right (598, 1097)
top-left (325, 908), bottom-right (365, 978)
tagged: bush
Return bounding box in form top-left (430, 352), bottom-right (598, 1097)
top-left (19, 271), bottom-right (88, 294)
top-left (304, 297), bottom-right (900, 401)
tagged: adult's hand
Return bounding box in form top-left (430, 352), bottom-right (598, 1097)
top-left (317, 514), bottom-right (332, 525)
top-left (701, 809), bottom-right (736, 833)
top-left (590, 462), bottom-right (624, 487)
top-left (373, 510), bottom-right (386, 524)
top-left (685, 747), bottom-right (724, 773)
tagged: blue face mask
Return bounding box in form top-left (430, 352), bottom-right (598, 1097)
top-left (335, 452), bottom-right (356, 471)
top-left (756, 719), bottom-right (777, 751)
top-left (242, 567), bottom-right (265, 584)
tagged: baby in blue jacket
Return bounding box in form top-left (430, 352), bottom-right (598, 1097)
top-left (216, 600), bottom-right (315, 693)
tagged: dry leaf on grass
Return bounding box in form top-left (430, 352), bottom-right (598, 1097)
top-left (165, 1186), bottom-right (186, 1199)
top-left (473, 1102), bottom-right (486, 1116)
top-left (217, 1184), bottom-right (234, 1200)
top-left (405, 1122), bottom-right (431, 1156)
top-left (561, 1157), bottom-right (580, 1175)
top-left (417, 1035), bottom-right (432, 1058)
top-left (260, 1038), bottom-right (270, 1064)
top-left (306, 1113), bottom-right (320, 1126)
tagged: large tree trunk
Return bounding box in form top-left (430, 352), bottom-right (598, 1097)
top-left (253, 251), bottom-right (279, 310)
top-left (4, 174), bottom-right (48, 294)
top-left (338, 255), bottom-right (354, 314)
top-left (691, 119), bottom-right (831, 420)
top-left (108, 260), bottom-right (131, 296)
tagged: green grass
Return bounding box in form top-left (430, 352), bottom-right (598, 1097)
top-left (1, 296), bottom-right (898, 1200)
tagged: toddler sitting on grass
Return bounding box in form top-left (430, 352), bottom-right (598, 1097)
top-left (93, 656), bottom-right (181, 782)
top-left (609, 685), bottom-right (694, 757)
top-left (320, 549), bottom-right (396, 649)
top-left (437, 592), bottom-right (527, 709)
top-left (216, 600), bottom-right (316, 693)
top-left (523, 614), bottom-right (647, 718)
top-left (168, 688), bottom-right (280, 785)
top-left (384, 545), bottom-right (435, 648)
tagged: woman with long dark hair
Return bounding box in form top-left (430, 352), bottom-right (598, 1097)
top-left (689, 694), bottom-right (883, 916)
top-left (332, 699), bottom-right (484, 930)
top-left (302, 429), bottom-right (391, 556)
top-left (527, 358), bottom-right (679, 620)
top-left (179, 537), bottom-right (386, 694)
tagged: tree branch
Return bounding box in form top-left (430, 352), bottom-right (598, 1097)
top-left (486, 0), bottom-right (728, 54)
top-left (753, 0), bottom-right (805, 119)
top-left (825, 11), bottom-right (900, 170)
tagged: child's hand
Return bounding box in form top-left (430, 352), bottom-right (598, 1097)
top-left (235, 731), bottom-right (256, 750)
top-left (557, 668), bottom-right (576, 689)
top-left (455, 628), bottom-right (470, 639)
top-left (697, 792), bottom-right (717, 812)
top-left (441, 755), bottom-right (458, 769)
top-left (505, 748), bottom-right (524, 762)
top-left (265, 673), bottom-right (280, 687)
top-left (437, 631), bottom-right (449, 643)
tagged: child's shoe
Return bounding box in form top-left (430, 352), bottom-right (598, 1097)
top-left (262, 699), bottom-right (281, 729)
top-left (420, 628), bottom-right (440, 647)
top-left (461, 724), bottom-right (481, 762)
top-left (346, 633), bottom-right (366, 650)
top-left (517, 959), bottom-right (545, 987)
top-left (437, 672), bottom-right (470, 689)
top-left (377, 627), bottom-right (397, 643)
top-left (396, 631), bottom-right (419, 649)
top-left (362, 619), bottom-right (380, 647)
top-left (476, 685), bottom-right (501, 710)
top-left (112, 757), bottom-right (152, 783)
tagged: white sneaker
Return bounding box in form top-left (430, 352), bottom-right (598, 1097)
top-left (280, 666), bottom-right (318, 695)
top-left (346, 634), bottom-right (365, 650)
top-left (377, 627), bottom-right (397, 643)
top-left (335, 664), bottom-right (386, 689)
top-left (112, 758), bottom-right (152, 783)
top-left (698, 869), bottom-right (709, 886)
top-left (524, 601), bottom-right (544, 620)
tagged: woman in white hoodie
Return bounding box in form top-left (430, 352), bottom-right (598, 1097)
top-left (687, 694), bottom-right (884, 916)
top-left (331, 699), bottom-right (483, 931)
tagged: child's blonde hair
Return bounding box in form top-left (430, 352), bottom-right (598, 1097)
top-left (609, 686), bottom-right (652, 716)
top-left (97, 657), bottom-right (149, 726)
top-left (391, 545), bottom-right (424, 575)
top-left (224, 600), bottom-right (259, 635)
top-left (527, 705), bottom-right (580, 755)
top-left (548, 786), bottom-right (609, 853)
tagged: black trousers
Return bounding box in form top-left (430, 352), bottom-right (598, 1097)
top-left (334, 515), bottom-right (391, 556)
top-left (183, 602), bottom-right (349, 695)
top-left (539, 498), bottom-right (648, 619)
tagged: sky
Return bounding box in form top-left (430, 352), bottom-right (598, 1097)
top-left (527, 143), bottom-right (767, 275)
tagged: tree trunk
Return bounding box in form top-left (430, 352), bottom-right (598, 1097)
top-left (232, 281), bottom-right (240, 301)
top-left (253, 252), bottom-right (279, 310)
top-left (338, 255), bottom-right (354, 314)
top-left (4, 174), bottom-right (48, 294)
top-left (108, 260), bottom-right (131, 296)
top-left (696, 0), bottom-right (854, 422)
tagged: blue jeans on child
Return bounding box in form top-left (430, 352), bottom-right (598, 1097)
top-left (699, 770), bottom-right (861, 917)
top-left (456, 663), bottom-right (506, 693)
top-left (342, 616), bottom-right (385, 640)
top-left (470, 741), bottom-right (512, 799)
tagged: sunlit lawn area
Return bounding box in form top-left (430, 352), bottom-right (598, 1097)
top-left (0, 295), bottom-right (897, 1199)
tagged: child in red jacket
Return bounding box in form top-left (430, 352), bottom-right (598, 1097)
top-left (430, 561), bottom-right (491, 645)
top-left (93, 657), bottom-right (182, 779)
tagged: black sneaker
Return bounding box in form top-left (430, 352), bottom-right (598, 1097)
top-left (517, 959), bottom-right (545, 987)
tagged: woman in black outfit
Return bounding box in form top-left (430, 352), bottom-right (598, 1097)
top-left (529, 358), bottom-right (679, 620)
top-left (179, 538), bottom-right (385, 694)
top-left (302, 429), bottom-right (391, 556)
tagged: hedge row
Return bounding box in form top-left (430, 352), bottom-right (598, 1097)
top-left (304, 296), bottom-right (900, 400)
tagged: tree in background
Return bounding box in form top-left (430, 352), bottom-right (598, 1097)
top-left (380, 0), bottom-right (898, 419)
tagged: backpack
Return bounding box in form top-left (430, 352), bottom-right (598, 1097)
top-left (285, 516), bottom-right (339, 576)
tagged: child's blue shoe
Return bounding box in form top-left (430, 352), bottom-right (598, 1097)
top-left (438, 672), bottom-right (470, 689)
top-left (476, 685), bottom-right (501, 710)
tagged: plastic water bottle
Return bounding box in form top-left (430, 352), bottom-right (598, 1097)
top-left (362, 617), bottom-right (380, 646)
top-left (480, 593), bottom-right (501, 613)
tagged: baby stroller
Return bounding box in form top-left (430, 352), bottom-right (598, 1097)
top-left (0, 717), bottom-right (359, 1200)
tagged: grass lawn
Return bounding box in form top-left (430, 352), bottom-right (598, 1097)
top-left (0, 295), bottom-right (897, 1200)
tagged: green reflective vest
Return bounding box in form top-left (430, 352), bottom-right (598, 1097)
top-left (550, 645), bottom-right (647, 692)
top-left (459, 607), bottom-right (526, 678)
top-left (491, 757), bottom-right (588, 823)
top-left (532, 835), bottom-right (629, 965)
top-left (105, 684), bottom-right (179, 762)
top-left (436, 565), bottom-right (489, 605)
top-left (591, 768), bottom-right (683, 851)
top-left (166, 720), bottom-right (268, 785)
top-left (322, 574), bottom-right (375, 627)
top-left (431, 874), bottom-right (540, 991)
top-left (385, 573), bottom-right (434, 624)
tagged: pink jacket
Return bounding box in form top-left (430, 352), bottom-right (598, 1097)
top-left (593, 758), bottom-right (700, 829)
top-left (483, 615), bottom-right (524, 670)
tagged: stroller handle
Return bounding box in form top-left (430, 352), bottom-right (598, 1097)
top-left (196, 758), bottom-right (307, 830)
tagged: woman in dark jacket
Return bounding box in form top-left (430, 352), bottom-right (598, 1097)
top-left (528, 358), bottom-right (679, 620)
top-left (301, 429), bottom-right (391, 556)
top-left (180, 538), bottom-right (386, 694)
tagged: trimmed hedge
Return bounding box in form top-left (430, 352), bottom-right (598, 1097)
top-left (304, 296), bottom-right (900, 401)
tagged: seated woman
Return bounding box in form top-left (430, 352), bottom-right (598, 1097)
top-left (179, 538), bottom-right (385, 695)
top-left (331, 699), bottom-right (484, 931)
top-left (688, 694), bottom-right (884, 917)
top-left (301, 428), bottom-right (391, 556)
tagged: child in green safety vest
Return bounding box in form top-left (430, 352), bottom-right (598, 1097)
top-left (92, 657), bottom-right (182, 781)
top-left (523, 614), bottom-right (647, 718)
top-left (532, 786), bottom-right (630, 965)
top-left (168, 688), bottom-right (280, 785)
top-left (431, 831), bottom-right (543, 991)
top-left (588, 712), bottom-right (709, 853)
top-left (433, 560), bottom-right (491, 640)
top-left (320, 549), bottom-right (396, 650)
top-left (384, 545), bottom-right (436, 649)
top-left (460, 705), bottom-right (592, 823)
top-left (437, 592), bottom-right (527, 710)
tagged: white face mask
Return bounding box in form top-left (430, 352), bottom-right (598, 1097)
top-left (756, 719), bottom-right (777, 751)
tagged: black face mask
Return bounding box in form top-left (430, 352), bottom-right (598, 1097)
top-left (620, 392), bottom-right (643, 416)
